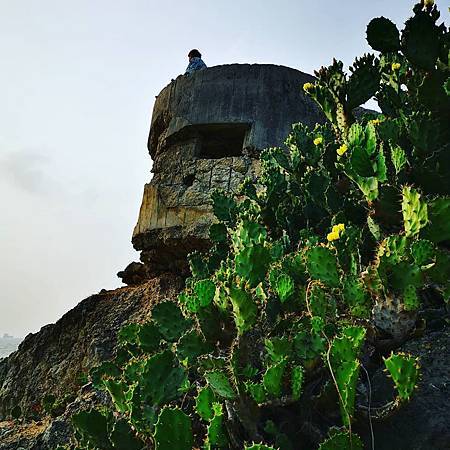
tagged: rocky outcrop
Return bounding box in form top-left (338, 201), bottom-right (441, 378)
top-left (132, 64), bottom-right (326, 272)
top-left (117, 261), bottom-right (151, 286)
top-left (0, 273), bottom-right (183, 422)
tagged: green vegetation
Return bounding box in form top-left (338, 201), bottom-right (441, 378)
top-left (68, 1), bottom-right (449, 448)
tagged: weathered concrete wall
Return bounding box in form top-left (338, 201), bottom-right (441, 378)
top-left (147, 63), bottom-right (324, 158)
top-left (132, 64), bottom-right (326, 271)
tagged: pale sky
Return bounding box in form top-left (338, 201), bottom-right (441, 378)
top-left (0, 1), bottom-right (419, 336)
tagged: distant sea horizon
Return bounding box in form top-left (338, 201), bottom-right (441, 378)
top-left (0, 334), bottom-right (23, 359)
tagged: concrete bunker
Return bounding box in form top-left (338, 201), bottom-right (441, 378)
top-left (132, 64), bottom-right (326, 273)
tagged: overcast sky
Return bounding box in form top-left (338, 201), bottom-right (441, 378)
top-left (0, 1), bottom-right (420, 337)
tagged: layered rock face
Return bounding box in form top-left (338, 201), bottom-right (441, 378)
top-left (132, 64), bottom-right (325, 272)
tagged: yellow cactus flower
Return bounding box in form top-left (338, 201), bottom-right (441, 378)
top-left (313, 136), bottom-right (323, 146)
top-left (327, 223), bottom-right (345, 242)
top-left (327, 231), bottom-right (340, 242)
top-left (424, 0), bottom-right (434, 6)
top-left (337, 144), bottom-right (348, 156)
top-left (303, 82), bottom-right (315, 92)
top-left (370, 118), bottom-right (382, 125)
top-left (391, 62), bottom-right (401, 71)
top-left (333, 223), bottom-right (345, 233)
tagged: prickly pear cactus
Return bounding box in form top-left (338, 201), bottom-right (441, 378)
top-left (110, 419), bottom-right (144, 450)
top-left (69, 3), bottom-right (450, 448)
top-left (151, 301), bottom-right (192, 341)
top-left (402, 186), bottom-right (428, 237)
top-left (205, 403), bottom-right (228, 449)
top-left (204, 371), bottom-right (236, 399)
top-left (154, 407), bottom-right (193, 450)
top-left (306, 246), bottom-right (340, 287)
top-left (384, 353), bottom-right (420, 401)
top-left (195, 386), bottom-right (217, 421)
top-left (366, 16), bottom-right (400, 52)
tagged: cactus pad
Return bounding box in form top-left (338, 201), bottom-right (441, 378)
top-left (403, 285), bottom-right (420, 311)
top-left (176, 330), bottom-right (211, 364)
top-left (141, 350), bottom-right (186, 405)
top-left (205, 371), bottom-right (236, 399)
top-left (401, 10), bottom-right (441, 70)
top-left (318, 429), bottom-right (363, 450)
top-left (72, 409), bottom-right (111, 449)
top-left (294, 330), bottom-right (326, 361)
top-left (110, 419), bottom-right (144, 450)
top-left (205, 403), bottom-right (228, 448)
top-left (273, 272), bottom-right (295, 303)
top-left (138, 322), bottom-right (161, 354)
top-left (103, 379), bottom-right (129, 413)
top-left (350, 140), bottom-right (375, 178)
top-left (235, 244), bottom-right (272, 287)
top-left (347, 54), bottom-right (381, 109)
top-left (402, 186), bottom-right (428, 237)
top-left (195, 386), bottom-right (217, 421)
top-left (330, 326), bottom-right (366, 368)
top-left (212, 190), bottom-right (237, 223)
top-left (151, 301), bottom-right (193, 342)
top-left (291, 365), bottom-right (304, 401)
top-left (118, 323), bottom-right (140, 346)
top-left (209, 222), bottom-right (228, 243)
top-left (306, 246), bottom-right (340, 287)
top-left (334, 359), bottom-right (360, 427)
top-left (342, 276), bottom-right (371, 318)
top-left (366, 16), bottom-right (400, 52)
top-left (154, 407), bottom-right (193, 450)
top-left (229, 285), bottom-right (258, 334)
top-left (384, 352), bottom-right (419, 401)
top-left (372, 295), bottom-right (417, 339)
top-left (265, 337), bottom-right (292, 363)
top-left (263, 359), bottom-right (287, 397)
top-left (245, 382), bottom-right (267, 404)
top-left (194, 279), bottom-right (216, 307)
top-left (188, 251), bottom-right (210, 279)
top-left (422, 197), bottom-right (450, 243)
top-left (308, 283), bottom-right (336, 319)
top-left (410, 239), bottom-right (435, 267)
top-left (390, 144), bottom-right (408, 175)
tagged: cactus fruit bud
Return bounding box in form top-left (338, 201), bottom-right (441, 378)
top-left (337, 143), bottom-right (348, 156)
